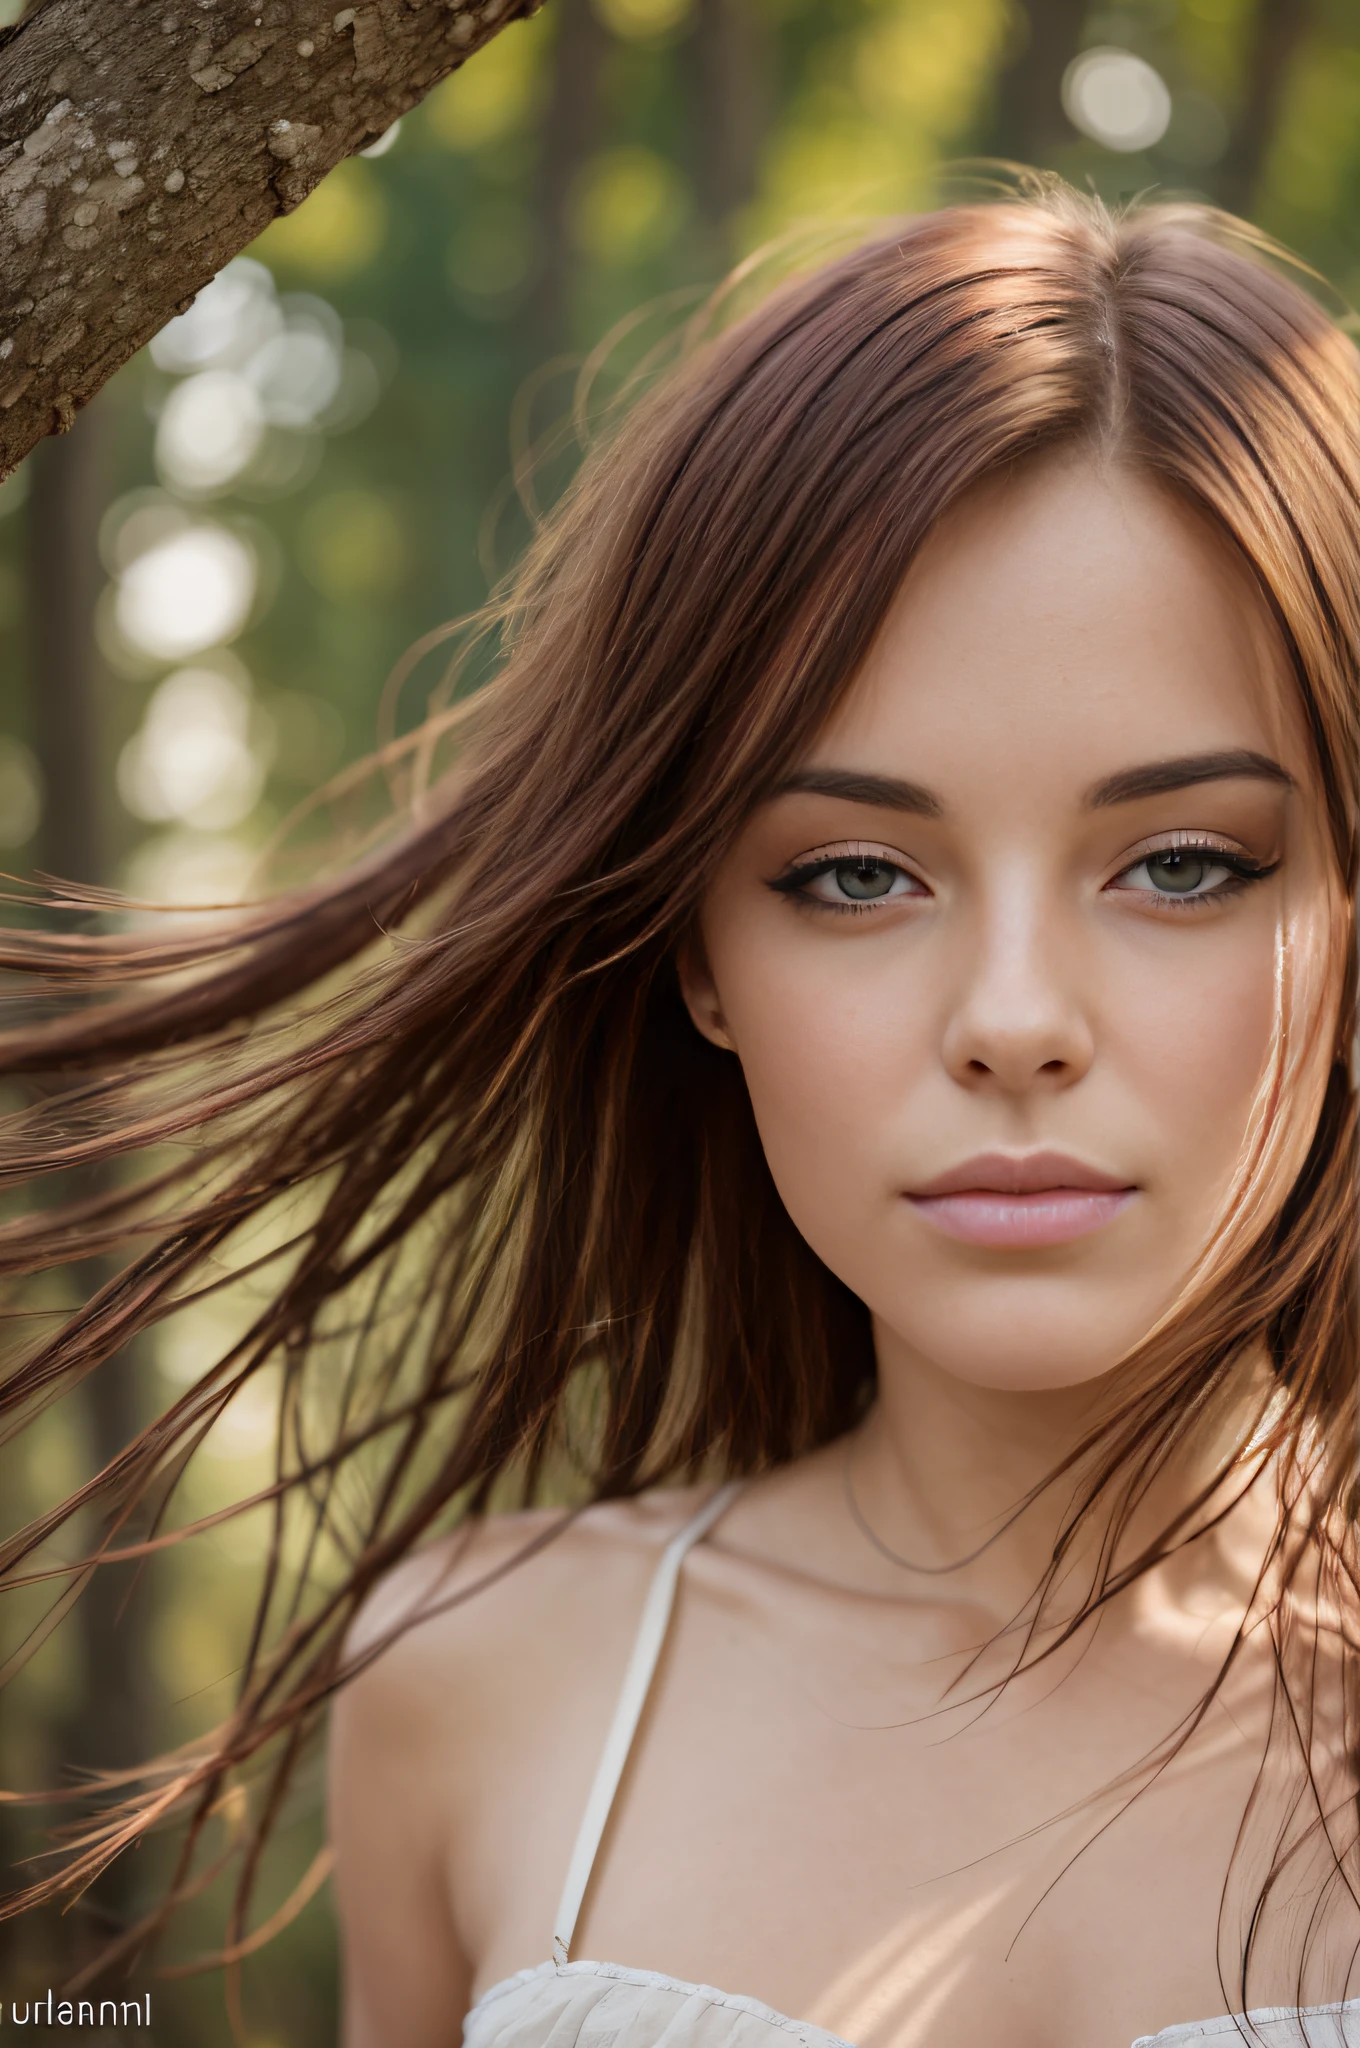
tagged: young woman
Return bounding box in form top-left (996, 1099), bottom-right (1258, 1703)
top-left (5, 185), bottom-right (1360, 2046)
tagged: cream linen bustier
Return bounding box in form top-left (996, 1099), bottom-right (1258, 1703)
top-left (461, 1487), bottom-right (1360, 2048)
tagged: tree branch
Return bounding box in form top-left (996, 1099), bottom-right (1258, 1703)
top-left (1216, 0), bottom-right (1314, 219)
top-left (0, 0), bottom-right (543, 475)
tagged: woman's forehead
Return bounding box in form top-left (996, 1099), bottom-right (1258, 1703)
top-left (806, 451), bottom-right (1313, 803)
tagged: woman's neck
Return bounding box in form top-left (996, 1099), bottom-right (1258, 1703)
top-left (851, 1317), bottom-right (1278, 1640)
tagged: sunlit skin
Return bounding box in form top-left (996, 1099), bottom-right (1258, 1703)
top-left (328, 453), bottom-right (1350, 2048)
top-left (685, 458), bottom-right (1322, 1401)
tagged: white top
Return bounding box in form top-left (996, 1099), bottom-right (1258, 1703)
top-left (462, 1486), bottom-right (1360, 2048)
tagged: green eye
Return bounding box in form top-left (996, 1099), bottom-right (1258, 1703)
top-left (833, 858), bottom-right (898, 900)
top-left (1142, 850), bottom-right (1217, 894)
top-left (770, 849), bottom-right (925, 910)
top-left (1113, 843), bottom-right (1271, 901)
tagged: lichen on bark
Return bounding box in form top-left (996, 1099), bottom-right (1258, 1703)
top-left (0, 0), bottom-right (543, 474)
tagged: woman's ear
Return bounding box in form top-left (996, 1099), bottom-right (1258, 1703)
top-left (675, 931), bottom-right (737, 1052)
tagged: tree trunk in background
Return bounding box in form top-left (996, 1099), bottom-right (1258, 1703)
top-left (689, 0), bottom-right (766, 255)
top-left (0, 0), bottom-right (544, 478)
top-left (529, 0), bottom-right (609, 348)
top-left (1217, 0), bottom-right (1313, 218)
top-left (26, 410), bottom-right (156, 1974)
top-left (29, 407), bottom-right (106, 890)
top-left (984, 0), bottom-right (1088, 168)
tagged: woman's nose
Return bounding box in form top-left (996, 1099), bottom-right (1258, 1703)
top-left (939, 889), bottom-right (1095, 1094)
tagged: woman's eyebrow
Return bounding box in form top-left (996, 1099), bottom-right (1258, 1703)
top-left (769, 767), bottom-right (944, 816)
top-left (1086, 749), bottom-right (1294, 808)
top-left (770, 751), bottom-right (1293, 817)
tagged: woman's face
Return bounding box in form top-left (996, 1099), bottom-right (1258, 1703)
top-left (679, 453), bottom-right (1335, 1392)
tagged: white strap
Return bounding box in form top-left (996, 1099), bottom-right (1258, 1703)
top-left (551, 1481), bottom-right (744, 1965)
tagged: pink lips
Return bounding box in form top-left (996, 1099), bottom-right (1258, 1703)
top-left (906, 1150), bottom-right (1135, 1249)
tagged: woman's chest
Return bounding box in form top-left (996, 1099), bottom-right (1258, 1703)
top-left (577, 1679), bottom-right (1262, 2046)
top-left (461, 1584), bottom-right (1290, 2048)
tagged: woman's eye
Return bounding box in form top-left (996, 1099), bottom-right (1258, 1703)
top-left (1112, 847), bottom-right (1257, 900)
top-left (781, 854), bottom-right (925, 909)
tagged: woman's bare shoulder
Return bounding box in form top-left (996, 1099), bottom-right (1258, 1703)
top-left (328, 1484), bottom-right (735, 2030)
top-left (338, 1483), bottom-right (722, 1728)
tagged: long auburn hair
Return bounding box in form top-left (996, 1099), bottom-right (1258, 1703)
top-left (3, 180), bottom-right (1360, 2002)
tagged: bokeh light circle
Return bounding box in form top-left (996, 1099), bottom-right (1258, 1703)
top-left (1062, 48), bottom-right (1172, 153)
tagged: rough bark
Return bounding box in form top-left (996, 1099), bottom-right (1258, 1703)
top-left (0, 0), bottom-right (543, 477)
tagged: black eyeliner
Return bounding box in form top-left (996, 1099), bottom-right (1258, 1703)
top-left (766, 853), bottom-right (914, 896)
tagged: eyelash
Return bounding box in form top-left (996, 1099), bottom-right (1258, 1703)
top-left (1111, 840), bottom-right (1278, 912)
top-left (767, 844), bottom-right (925, 917)
top-left (768, 839), bottom-right (1279, 917)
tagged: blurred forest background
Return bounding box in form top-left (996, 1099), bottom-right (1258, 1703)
top-left (1, 0), bottom-right (1359, 2039)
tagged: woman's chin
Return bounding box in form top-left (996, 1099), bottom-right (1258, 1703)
top-left (872, 1300), bottom-right (1161, 1396)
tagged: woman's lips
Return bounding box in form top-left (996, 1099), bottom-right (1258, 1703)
top-left (905, 1152), bottom-right (1136, 1249)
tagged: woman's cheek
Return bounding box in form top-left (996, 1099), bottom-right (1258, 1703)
top-left (1097, 924), bottom-right (1280, 1216)
top-left (720, 938), bottom-right (920, 1245)
top-left (711, 889), bottom-right (1291, 1329)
